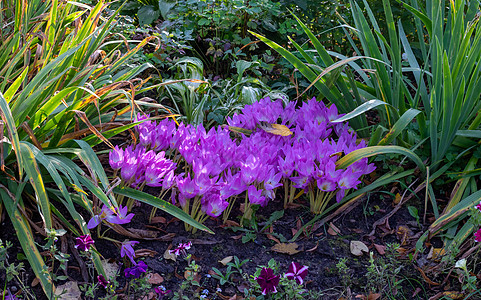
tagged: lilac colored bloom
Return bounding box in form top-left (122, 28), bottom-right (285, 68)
top-left (120, 154), bottom-right (138, 182)
top-left (475, 228), bottom-right (481, 242)
top-left (75, 235), bottom-right (94, 251)
top-left (169, 241), bottom-right (192, 256)
top-left (256, 267), bottom-right (279, 295)
top-left (202, 192), bottom-right (229, 217)
top-left (88, 205), bottom-right (134, 229)
top-left (264, 170), bottom-right (282, 190)
top-left (97, 275), bottom-right (109, 288)
top-left (154, 285), bottom-right (171, 298)
top-left (121, 240), bottom-right (139, 264)
top-left (109, 146), bottom-right (124, 170)
top-left (248, 186), bottom-right (267, 207)
top-left (109, 205), bottom-right (135, 225)
top-left (124, 261), bottom-right (148, 279)
top-left (285, 262), bottom-right (308, 285)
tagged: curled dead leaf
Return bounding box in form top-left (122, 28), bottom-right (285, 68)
top-left (258, 122), bottom-right (293, 136)
top-left (54, 281), bottom-right (82, 300)
top-left (271, 243), bottom-right (301, 255)
top-left (327, 222), bottom-right (341, 236)
top-left (219, 256), bottom-right (233, 266)
top-left (147, 273), bottom-right (164, 285)
top-left (163, 248), bottom-right (176, 262)
top-left (350, 241), bottom-right (369, 256)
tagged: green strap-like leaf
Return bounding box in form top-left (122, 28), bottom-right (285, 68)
top-left (113, 186), bottom-right (214, 234)
top-left (336, 145), bottom-right (426, 174)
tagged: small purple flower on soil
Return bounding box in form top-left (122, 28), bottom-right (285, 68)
top-left (285, 262), bottom-right (308, 285)
top-left (475, 228), bottom-right (481, 242)
top-left (169, 241), bottom-right (192, 256)
top-left (154, 286), bottom-right (171, 298)
top-left (110, 205), bottom-right (134, 225)
top-left (124, 260), bottom-right (148, 279)
top-left (256, 267), bottom-right (279, 295)
top-left (121, 240), bottom-right (139, 264)
top-left (97, 275), bottom-right (109, 288)
top-left (75, 235), bottom-right (94, 251)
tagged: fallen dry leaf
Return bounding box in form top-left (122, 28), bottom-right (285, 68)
top-left (350, 241), bottom-right (369, 256)
top-left (266, 234), bottom-right (281, 244)
top-left (184, 270), bottom-right (201, 283)
top-left (393, 193), bottom-right (402, 205)
top-left (327, 222), bottom-right (341, 236)
top-left (231, 234), bottom-right (243, 240)
top-left (147, 273), bottom-right (164, 285)
top-left (368, 292), bottom-right (381, 300)
top-left (442, 291), bottom-right (465, 299)
top-left (101, 259), bottom-right (119, 279)
top-left (150, 216), bottom-right (167, 224)
top-left (374, 244), bottom-right (386, 255)
top-left (135, 248), bottom-right (158, 258)
top-left (427, 247), bottom-right (445, 261)
top-left (127, 228), bottom-right (159, 238)
top-left (54, 281), bottom-right (82, 300)
top-left (163, 248), bottom-right (176, 262)
top-left (259, 122), bottom-right (293, 136)
top-left (219, 256), bottom-right (233, 266)
top-left (307, 241), bottom-right (319, 252)
top-left (271, 243), bottom-right (301, 255)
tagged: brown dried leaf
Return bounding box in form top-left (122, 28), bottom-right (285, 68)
top-left (307, 241), bottom-right (319, 252)
top-left (258, 122), bottom-right (293, 136)
top-left (393, 193), bottom-right (402, 205)
top-left (54, 281), bottom-right (82, 300)
top-left (350, 241), bottom-right (369, 256)
top-left (127, 228), bottom-right (159, 238)
top-left (101, 259), bottom-right (119, 279)
top-left (442, 291), bottom-right (464, 299)
top-left (147, 273), bottom-right (164, 285)
top-left (219, 256), bottom-right (234, 266)
top-left (266, 234), bottom-right (281, 244)
top-left (231, 234), bottom-right (243, 240)
top-left (271, 243), bottom-right (301, 255)
top-left (368, 293), bottom-right (381, 300)
top-left (327, 222), bottom-right (341, 236)
top-left (374, 244), bottom-right (386, 255)
top-left (150, 216), bottom-right (167, 224)
top-left (163, 248), bottom-right (176, 262)
top-left (135, 249), bottom-right (158, 258)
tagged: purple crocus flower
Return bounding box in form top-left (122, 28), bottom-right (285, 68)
top-left (248, 186), bottom-right (267, 207)
top-left (97, 275), bottom-right (109, 288)
top-left (109, 146), bottom-right (124, 170)
top-left (75, 235), bottom-right (94, 251)
top-left (202, 192), bottom-right (229, 217)
top-left (124, 261), bottom-right (148, 279)
top-left (87, 205), bottom-right (134, 229)
top-left (285, 262), bottom-right (308, 285)
top-left (256, 267), bottom-right (279, 295)
top-left (121, 240), bottom-right (139, 264)
top-left (109, 205), bottom-right (135, 225)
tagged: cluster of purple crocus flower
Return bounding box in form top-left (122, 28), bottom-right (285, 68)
top-left (109, 97), bottom-right (375, 226)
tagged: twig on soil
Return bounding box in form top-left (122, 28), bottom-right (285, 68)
top-left (367, 179), bottom-right (420, 237)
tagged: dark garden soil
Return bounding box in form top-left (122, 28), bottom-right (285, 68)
top-left (1, 178), bottom-right (440, 299)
